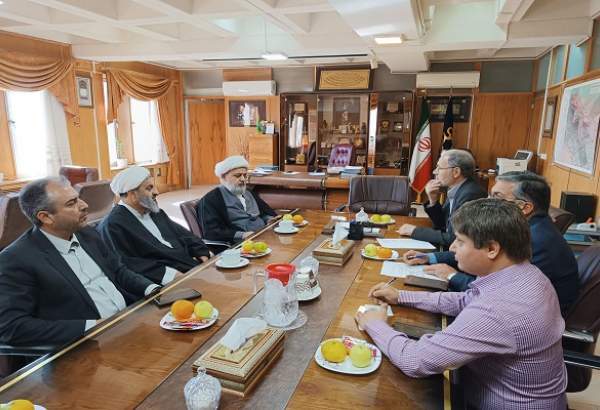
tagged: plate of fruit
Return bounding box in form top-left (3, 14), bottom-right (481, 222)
top-left (361, 244), bottom-right (399, 261)
top-left (241, 240), bottom-right (271, 258)
top-left (369, 214), bottom-right (395, 225)
top-left (160, 300), bottom-right (218, 331)
top-left (315, 336), bottom-right (381, 375)
top-left (282, 213), bottom-right (309, 227)
top-left (0, 400), bottom-right (45, 410)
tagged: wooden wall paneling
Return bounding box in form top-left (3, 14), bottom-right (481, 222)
top-left (248, 134), bottom-right (277, 168)
top-left (0, 91), bottom-right (16, 180)
top-left (545, 164), bottom-right (571, 206)
top-left (470, 93), bottom-right (533, 170)
top-left (91, 72), bottom-right (111, 179)
top-left (223, 68), bottom-right (272, 82)
top-left (188, 99), bottom-right (225, 185)
top-left (67, 107), bottom-right (99, 169)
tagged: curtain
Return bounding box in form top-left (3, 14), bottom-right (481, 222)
top-left (0, 50), bottom-right (78, 118)
top-left (105, 68), bottom-right (181, 186)
top-left (6, 90), bottom-right (71, 179)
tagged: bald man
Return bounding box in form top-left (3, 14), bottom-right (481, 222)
top-left (98, 166), bottom-right (210, 285)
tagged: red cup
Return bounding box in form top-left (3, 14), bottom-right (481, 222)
top-left (265, 263), bottom-right (295, 286)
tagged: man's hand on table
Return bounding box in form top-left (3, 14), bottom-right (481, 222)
top-left (402, 250), bottom-right (429, 265)
top-left (423, 264), bottom-right (457, 280)
top-left (198, 255), bottom-right (210, 263)
top-left (355, 305), bottom-right (388, 329)
top-left (368, 282), bottom-right (400, 305)
top-left (398, 223), bottom-right (416, 236)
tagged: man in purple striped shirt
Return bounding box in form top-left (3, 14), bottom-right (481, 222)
top-left (356, 199), bottom-right (567, 409)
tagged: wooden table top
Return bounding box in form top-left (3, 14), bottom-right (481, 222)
top-left (0, 210), bottom-right (441, 409)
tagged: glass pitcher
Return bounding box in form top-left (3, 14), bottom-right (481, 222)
top-left (262, 263), bottom-right (299, 327)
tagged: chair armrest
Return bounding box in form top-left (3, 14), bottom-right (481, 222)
top-left (564, 350), bottom-right (600, 370)
top-left (335, 204), bottom-right (347, 212)
top-left (0, 344), bottom-right (58, 356)
top-left (563, 329), bottom-right (595, 343)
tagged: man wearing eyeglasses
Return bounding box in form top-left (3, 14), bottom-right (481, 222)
top-left (196, 155), bottom-right (276, 245)
top-left (399, 149), bottom-right (486, 248)
top-left (403, 171), bottom-right (579, 314)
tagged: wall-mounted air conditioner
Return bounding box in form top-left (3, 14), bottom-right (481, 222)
top-left (222, 80), bottom-right (276, 96)
top-left (416, 72), bottom-right (480, 89)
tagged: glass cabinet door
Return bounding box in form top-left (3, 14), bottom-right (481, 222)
top-left (316, 93), bottom-right (369, 168)
top-left (281, 94), bottom-right (318, 171)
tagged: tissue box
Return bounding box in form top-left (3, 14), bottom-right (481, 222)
top-left (312, 238), bottom-right (354, 266)
top-left (192, 328), bottom-right (285, 397)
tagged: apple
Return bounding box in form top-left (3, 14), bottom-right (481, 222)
top-left (350, 344), bottom-right (372, 368)
top-left (254, 241), bottom-right (268, 253)
top-left (364, 243), bottom-right (377, 257)
top-left (241, 241), bottom-right (254, 253)
top-left (282, 214), bottom-right (294, 221)
top-left (381, 214), bottom-right (392, 223)
top-left (194, 301), bottom-right (214, 319)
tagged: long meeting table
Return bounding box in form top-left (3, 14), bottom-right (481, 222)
top-left (0, 210), bottom-right (446, 409)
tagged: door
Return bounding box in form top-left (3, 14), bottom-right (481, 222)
top-left (188, 98), bottom-right (225, 185)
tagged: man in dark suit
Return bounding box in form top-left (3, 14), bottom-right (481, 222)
top-left (196, 155), bottom-right (276, 244)
top-left (403, 171), bottom-right (579, 314)
top-left (98, 166), bottom-right (210, 285)
top-left (0, 177), bottom-right (158, 346)
top-left (398, 149), bottom-right (486, 248)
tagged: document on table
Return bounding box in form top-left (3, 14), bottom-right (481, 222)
top-left (381, 261), bottom-right (440, 280)
top-left (376, 238), bottom-right (436, 250)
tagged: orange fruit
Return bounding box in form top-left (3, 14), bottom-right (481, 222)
top-left (293, 214), bottom-right (304, 224)
top-left (376, 247), bottom-right (393, 259)
top-left (171, 299), bottom-right (194, 320)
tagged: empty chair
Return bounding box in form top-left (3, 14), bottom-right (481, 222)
top-left (179, 198), bottom-right (229, 254)
top-left (338, 175), bottom-right (413, 215)
top-left (328, 143), bottom-right (355, 167)
top-left (59, 165), bottom-right (99, 186)
top-left (0, 193), bottom-right (31, 250)
top-left (549, 205), bottom-right (575, 234)
top-left (562, 245), bottom-right (600, 392)
top-left (74, 180), bottom-right (114, 224)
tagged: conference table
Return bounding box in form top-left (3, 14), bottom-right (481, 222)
top-left (0, 210), bottom-right (446, 409)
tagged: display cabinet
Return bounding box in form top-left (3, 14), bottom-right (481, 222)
top-left (280, 94), bottom-right (318, 171)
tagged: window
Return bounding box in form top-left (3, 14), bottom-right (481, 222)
top-left (5, 90), bottom-right (71, 179)
top-left (130, 98), bottom-right (169, 164)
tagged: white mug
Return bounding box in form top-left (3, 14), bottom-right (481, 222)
top-left (221, 248), bottom-right (241, 266)
top-left (279, 220), bottom-right (294, 232)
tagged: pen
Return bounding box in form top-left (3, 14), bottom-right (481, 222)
top-left (406, 253), bottom-right (428, 260)
top-left (384, 277), bottom-right (396, 288)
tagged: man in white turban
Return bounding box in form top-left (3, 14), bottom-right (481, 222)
top-left (98, 166), bottom-right (210, 285)
top-left (196, 155), bottom-right (276, 244)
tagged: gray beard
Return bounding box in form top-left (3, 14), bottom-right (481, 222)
top-left (139, 195), bottom-right (160, 214)
top-left (224, 181), bottom-right (246, 196)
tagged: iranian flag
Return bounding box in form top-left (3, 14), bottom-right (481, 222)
top-left (409, 99), bottom-right (432, 193)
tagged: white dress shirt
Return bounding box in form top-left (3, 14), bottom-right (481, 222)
top-left (41, 230), bottom-right (127, 331)
top-left (119, 202), bottom-right (177, 285)
top-left (238, 194), bottom-right (246, 211)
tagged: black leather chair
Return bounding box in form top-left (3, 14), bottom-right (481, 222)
top-left (563, 245), bottom-right (600, 393)
top-left (549, 205), bottom-right (576, 235)
top-left (0, 193), bottom-right (31, 251)
top-left (337, 175), bottom-right (414, 215)
top-left (179, 198), bottom-right (229, 254)
top-left (74, 180), bottom-right (115, 225)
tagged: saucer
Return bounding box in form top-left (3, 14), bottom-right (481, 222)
top-left (241, 248), bottom-right (272, 258)
top-left (216, 257), bottom-right (250, 269)
top-left (297, 285), bottom-right (322, 301)
top-left (274, 226), bottom-right (299, 234)
top-left (294, 220), bottom-right (309, 227)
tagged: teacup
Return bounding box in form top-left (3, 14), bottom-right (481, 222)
top-left (221, 248), bottom-right (241, 266)
top-left (278, 220), bottom-right (294, 232)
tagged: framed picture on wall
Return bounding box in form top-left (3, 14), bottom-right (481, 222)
top-left (229, 100), bottom-right (266, 127)
top-left (543, 96), bottom-right (557, 137)
top-left (76, 75), bottom-right (93, 107)
top-left (553, 77), bottom-right (600, 175)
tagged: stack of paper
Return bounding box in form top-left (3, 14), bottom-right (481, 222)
top-left (376, 238), bottom-right (436, 250)
top-left (380, 261), bottom-right (448, 290)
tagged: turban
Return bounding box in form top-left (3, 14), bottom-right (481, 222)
top-left (214, 155), bottom-right (249, 178)
top-left (110, 166), bottom-right (150, 194)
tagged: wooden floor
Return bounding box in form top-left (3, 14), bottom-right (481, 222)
top-left (156, 185), bottom-right (600, 410)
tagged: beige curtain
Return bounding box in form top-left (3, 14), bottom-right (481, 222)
top-left (0, 50), bottom-right (78, 118)
top-left (105, 68), bottom-right (180, 186)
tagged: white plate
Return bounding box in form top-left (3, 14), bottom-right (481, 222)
top-left (274, 226), bottom-right (299, 234)
top-left (297, 286), bottom-right (322, 302)
top-left (215, 257), bottom-right (250, 269)
top-left (369, 218), bottom-right (396, 226)
top-left (160, 308), bottom-right (219, 331)
top-left (294, 220), bottom-right (309, 227)
top-left (360, 249), bottom-right (399, 261)
top-left (0, 404), bottom-right (47, 409)
top-left (241, 247), bottom-right (272, 259)
top-left (314, 337), bottom-right (382, 375)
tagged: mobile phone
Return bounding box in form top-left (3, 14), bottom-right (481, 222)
top-left (153, 288), bottom-right (202, 307)
top-left (392, 321), bottom-right (441, 339)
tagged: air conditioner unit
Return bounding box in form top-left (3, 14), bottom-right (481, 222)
top-left (416, 72), bottom-right (480, 89)
top-left (222, 81), bottom-right (276, 96)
